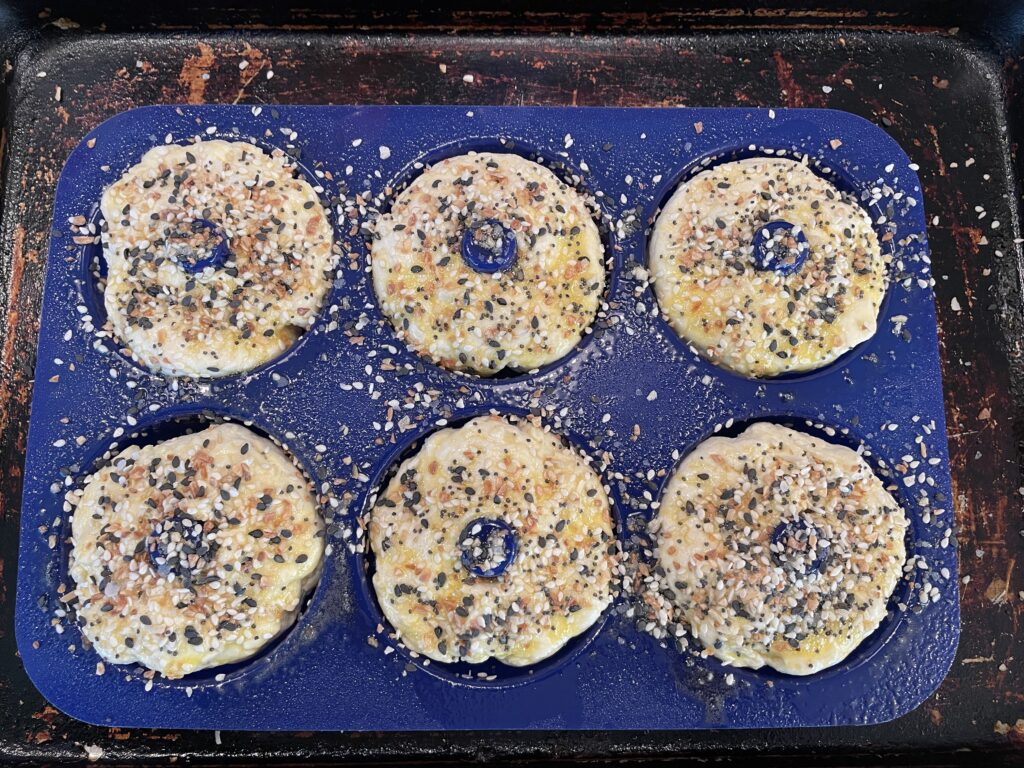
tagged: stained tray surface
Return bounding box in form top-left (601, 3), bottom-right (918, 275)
top-left (15, 105), bottom-right (957, 731)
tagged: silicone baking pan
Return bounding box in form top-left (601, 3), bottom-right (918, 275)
top-left (15, 104), bottom-right (957, 731)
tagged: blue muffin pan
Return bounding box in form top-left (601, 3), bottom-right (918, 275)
top-left (15, 105), bottom-right (958, 730)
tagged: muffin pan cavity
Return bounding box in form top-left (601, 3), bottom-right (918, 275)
top-left (367, 135), bottom-right (621, 384)
top-left (17, 105), bottom-right (955, 730)
top-left (53, 407), bottom-right (331, 691)
top-left (71, 129), bottom-right (340, 381)
top-left (354, 407), bottom-right (621, 689)
top-left (643, 144), bottom-right (897, 382)
top-left (647, 415), bottom-right (918, 688)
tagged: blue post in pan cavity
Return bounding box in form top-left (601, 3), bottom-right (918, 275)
top-left (751, 220), bottom-right (809, 275)
top-left (460, 219), bottom-right (518, 274)
top-left (459, 517), bottom-right (518, 578)
top-left (770, 517), bottom-right (831, 574)
top-left (147, 513), bottom-right (217, 583)
top-left (174, 218), bottom-right (231, 274)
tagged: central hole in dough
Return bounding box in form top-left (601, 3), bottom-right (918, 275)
top-left (459, 518), bottom-right (518, 577)
top-left (460, 218), bottom-right (517, 274)
top-left (770, 516), bottom-right (830, 576)
top-left (752, 220), bottom-right (809, 275)
top-left (169, 218), bottom-right (232, 274)
top-left (148, 513), bottom-right (220, 586)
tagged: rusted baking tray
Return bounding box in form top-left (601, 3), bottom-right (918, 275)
top-left (0, 1), bottom-right (1022, 764)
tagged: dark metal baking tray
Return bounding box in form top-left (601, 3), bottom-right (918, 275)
top-left (1, 0), bottom-right (1023, 763)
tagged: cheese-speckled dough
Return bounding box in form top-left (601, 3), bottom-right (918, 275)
top-left (371, 152), bottom-right (605, 375)
top-left (368, 415), bottom-right (617, 665)
top-left (69, 423), bottom-right (324, 679)
top-left (101, 140), bottom-right (335, 378)
top-left (649, 158), bottom-right (887, 377)
top-left (655, 422), bottom-right (907, 675)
